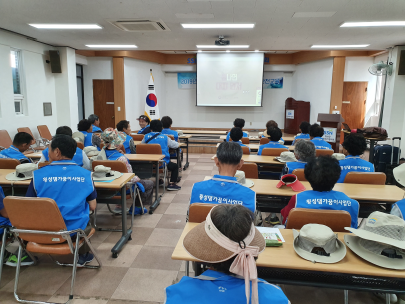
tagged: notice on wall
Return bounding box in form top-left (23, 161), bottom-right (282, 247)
top-left (178, 72), bottom-right (197, 89)
top-left (263, 77), bottom-right (283, 89)
top-left (286, 109), bottom-right (294, 119)
top-left (323, 128), bottom-right (337, 143)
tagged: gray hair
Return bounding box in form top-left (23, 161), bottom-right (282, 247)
top-left (88, 114), bottom-right (99, 124)
top-left (294, 140), bottom-right (316, 161)
top-left (217, 142), bottom-right (243, 165)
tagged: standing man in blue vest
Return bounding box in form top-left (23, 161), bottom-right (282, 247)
top-left (0, 132), bottom-right (34, 163)
top-left (281, 156), bottom-right (359, 228)
top-left (190, 142), bottom-right (256, 213)
top-left (25, 135), bottom-right (97, 265)
top-left (257, 127), bottom-right (288, 156)
top-left (142, 120), bottom-right (181, 191)
top-left (88, 114), bottom-right (102, 133)
top-left (77, 119), bottom-right (101, 150)
top-left (337, 134), bottom-right (374, 183)
top-left (137, 115), bottom-right (151, 135)
top-left (309, 123), bottom-right (332, 150)
top-left (226, 118), bottom-right (249, 141)
top-left (116, 120), bottom-right (136, 154)
top-left (282, 140), bottom-right (315, 175)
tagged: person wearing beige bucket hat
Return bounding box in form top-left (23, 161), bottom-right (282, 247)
top-left (165, 204), bottom-right (290, 304)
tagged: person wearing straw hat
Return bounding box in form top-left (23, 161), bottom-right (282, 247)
top-left (282, 140), bottom-right (315, 175)
top-left (165, 204), bottom-right (290, 304)
top-left (229, 127), bottom-right (249, 151)
top-left (38, 126), bottom-right (91, 170)
top-left (337, 134), bottom-right (374, 183)
top-left (0, 132), bottom-right (34, 163)
top-left (77, 119), bottom-right (101, 151)
top-left (280, 156), bottom-right (359, 228)
top-left (309, 123), bottom-right (332, 150)
top-left (257, 127), bottom-right (288, 156)
top-left (225, 118), bottom-right (249, 142)
top-left (190, 142), bottom-right (256, 213)
top-left (292, 121), bottom-right (311, 145)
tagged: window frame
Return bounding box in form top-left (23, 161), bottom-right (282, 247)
top-left (10, 48), bottom-right (26, 115)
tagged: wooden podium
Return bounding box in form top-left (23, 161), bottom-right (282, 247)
top-left (284, 98), bottom-right (310, 134)
top-left (317, 113), bottom-right (345, 153)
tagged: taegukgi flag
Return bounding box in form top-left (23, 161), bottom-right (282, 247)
top-left (144, 69), bottom-right (160, 120)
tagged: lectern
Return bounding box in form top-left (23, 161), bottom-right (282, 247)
top-left (284, 98), bottom-right (310, 134)
top-left (317, 113), bottom-right (345, 153)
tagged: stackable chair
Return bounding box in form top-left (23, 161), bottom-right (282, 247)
top-left (241, 146), bottom-right (250, 155)
top-left (38, 161), bottom-right (51, 169)
top-left (0, 158), bottom-right (20, 169)
top-left (241, 137), bottom-right (250, 144)
top-left (261, 148), bottom-right (288, 156)
top-left (37, 125), bottom-right (52, 142)
top-left (240, 163), bottom-right (258, 179)
top-left (17, 127), bottom-right (47, 151)
top-left (0, 130), bottom-right (13, 151)
top-left (259, 137), bottom-right (270, 145)
top-left (3, 196), bottom-right (102, 304)
top-left (130, 134), bottom-right (144, 141)
top-left (292, 169), bottom-right (307, 181)
top-left (136, 143), bottom-right (168, 190)
top-left (344, 172), bottom-right (386, 185)
top-left (315, 149), bottom-right (334, 157)
top-left (76, 141), bottom-right (84, 150)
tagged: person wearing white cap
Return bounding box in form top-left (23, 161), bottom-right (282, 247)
top-left (165, 204), bottom-right (290, 304)
top-left (282, 140), bottom-right (315, 175)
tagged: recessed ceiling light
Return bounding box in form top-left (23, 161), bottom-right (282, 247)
top-left (226, 50), bottom-right (230, 53)
top-left (182, 24), bottom-right (254, 29)
top-left (311, 44), bottom-right (369, 48)
top-left (341, 21), bottom-right (405, 27)
top-left (196, 45), bottom-right (250, 48)
top-left (86, 45), bottom-right (138, 48)
top-left (29, 24), bottom-right (102, 29)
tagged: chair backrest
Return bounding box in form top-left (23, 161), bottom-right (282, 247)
top-left (37, 125), bottom-right (52, 141)
top-left (241, 137), bottom-right (250, 144)
top-left (292, 169), bottom-right (307, 181)
top-left (286, 208), bottom-right (352, 232)
top-left (131, 134), bottom-right (144, 141)
top-left (167, 135), bottom-right (175, 141)
top-left (344, 172), bottom-right (386, 185)
top-left (316, 149), bottom-right (334, 157)
top-left (0, 130), bottom-right (13, 149)
top-left (76, 141), bottom-right (84, 150)
top-left (4, 196), bottom-right (68, 244)
top-left (38, 161), bottom-right (51, 169)
top-left (17, 127), bottom-right (36, 145)
top-left (0, 158), bottom-right (20, 169)
top-left (261, 148), bottom-right (288, 156)
top-left (188, 203), bottom-right (217, 223)
top-left (240, 163), bottom-right (258, 179)
top-left (92, 160), bottom-right (128, 173)
top-left (259, 137), bottom-right (270, 145)
top-left (242, 146), bottom-right (250, 155)
top-left (136, 143), bottom-right (162, 155)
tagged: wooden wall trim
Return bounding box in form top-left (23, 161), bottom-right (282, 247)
top-left (329, 57), bottom-right (346, 113)
top-left (113, 58), bottom-right (126, 125)
top-left (76, 50), bottom-right (95, 57)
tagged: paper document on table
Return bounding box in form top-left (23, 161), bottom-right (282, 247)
top-left (256, 227), bottom-right (285, 242)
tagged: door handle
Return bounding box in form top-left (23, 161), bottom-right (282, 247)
top-left (112, 116), bottom-right (115, 119)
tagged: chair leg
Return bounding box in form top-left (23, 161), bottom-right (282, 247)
top-left (136, 187), bottom-right (145, 215)
top-left (13, 243), bottom-right (24, 303)
top-left (386, 294), bottom-right (391, 304)
top-left (68, 235), bottom-right (81, 300)
top-left (185, 261), bottom-right (189, 277)
top-left (0, 227), bottom-right (8, 284)
top-left (344, 290), bottom-right (348, 304)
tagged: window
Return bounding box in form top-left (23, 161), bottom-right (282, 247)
top-left (10, 49), bottom-right (24, 114)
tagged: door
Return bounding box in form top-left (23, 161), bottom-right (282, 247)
top-left (93, 80), bottom-right (115, 131)
top-left (76, 65), bottom-right (85, 120)
top-left (340, 82), bottom-right (368, 144)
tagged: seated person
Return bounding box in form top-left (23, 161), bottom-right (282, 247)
top-left (0, 132), bottom-right (34, 163)
top-left (26, 135), bottom-right (97, 265)
top-left (39, 126), bottom-right (91, 170)
top-left (337, 134), bottom-right (374, 183)
top-left (88, 114), bottom-right (101, 133)
top-left (165, 204), bottom-right (290, 304)
top-left (262, 120), bottom-right (284, 143)
top-left (257, 127), bottom-right (288, 156)
top-left (229, 127), bottom-right (250, 151)
top-left (281, 156), bottom-right (360, 228)
top-left (392, 166), bottom-right (405, 219)
top-left (77, 119), bottom-right (101, 150)
top-left (282, 140), bottom-right (315, 175)
top-left (142, 120), bottom-right (181, 191)
top-left (137, 115), bottom-right (151, 135)
top-left (116, 120), bottom-right (136, 154)
top-left (161, 116), bottom-right (179, 141)
top-left (292, 121), bottom-right (311, 145)
top-left (226, 118), bottom-right (249, 141)
top-left (101, 128), bottom-right (154, 208)
top-left (310, 123), bottom-right (332, 150)
top-left (190, 142), bottom-right (255, 213)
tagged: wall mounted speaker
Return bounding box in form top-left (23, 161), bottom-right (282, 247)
top-left (49, 50), bottom-right (62, 73)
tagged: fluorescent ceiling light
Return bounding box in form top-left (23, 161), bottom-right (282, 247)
top-left (86, 45), bottom-right (138, 48)
top-left (198, 50), bottom-right (202, 52)
top-left (255, 50), bottom-right (259, 52)
top-left (182, 24), bottom-right (254, 29)
top-left (29, 24), bottom-right (101, 29)
top-left (311, 44), bottom-right (369, 48)
top-left (226, 50), bottom-right (230, 53)
top-left (197, 45), bottom-right (249, 48)
top-left (341, 21), bottom-right (405, 27)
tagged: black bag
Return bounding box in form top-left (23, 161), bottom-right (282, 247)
top-left (373, 137), bottom-right (401, 184)
top-left (357, 127), bottom-right (388, 140)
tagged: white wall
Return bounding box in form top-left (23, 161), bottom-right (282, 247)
top-left (291, 58), bottom-right (334, 124)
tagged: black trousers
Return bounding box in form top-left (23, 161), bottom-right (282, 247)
top-left (167, 161), bottom-right (178, 183)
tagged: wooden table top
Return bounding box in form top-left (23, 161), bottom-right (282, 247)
top-left (0, 169), bottom-right (134, 190)
top-left (221, 135), bottom-right (296, 142)
top-left (215, 143), bottom-right (294, 152)
top-left (25, 152), bottom-right (42, 159)
top-left (182, 130), bottom-right (227, 135)
top-left (211, 154), bottom-right (284, 165)
top-left (125, 154), bottom-right (164, 162)
top-left (172, 223), bottom-right (405, 279)
top-left (179, 135), bottom-right (192, 139)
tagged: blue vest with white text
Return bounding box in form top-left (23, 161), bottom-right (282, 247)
top-left (337, 156), bottom-right (374, 183)
top-left (257, 141), bottom-right (288, 156)
top-left (123, 135), bottom-right (132, 154)
top-left (190, 175), bottom-right (256, 213)
top-left (33, 161), bottom-right (94, 232)
top-left (292, 133), bottom-right (310, 145)
top-left (138, 125), bottom-right (151, 135)
top-left (144, 132), bottom-right (170, 163)
top-left (296, 190), bottom-right (359, 228)
top-left (285, 161), bottom-right (306, 174)
top-left (42, 147), bottom-right (84, 167)
top-left (0, 145), bottom-right (30, 162)
top-left (92, 125), bottom-right (101, 132)
top-left (162, 128), bottom-right (179, 142)
top-left (226, 131), bottom-right (249, 142)
top-left (80, 131), bottom-right (93, 148)
top-left (165, 270), bottom-right (290, 304)
top-left (311, 137), bottom-right (332, 150)
top-left (105, 149), bottom-right (126, 161)
top-left (392, 199), bottom-right (405, 219)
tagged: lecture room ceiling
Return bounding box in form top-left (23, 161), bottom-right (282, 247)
top-left (1, 0), bottom-right (405, 51)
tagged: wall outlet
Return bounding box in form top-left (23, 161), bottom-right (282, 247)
top-left (118, 107), bottom-right (121, 111)
top-left (250, 122), bottom-right (252, 125)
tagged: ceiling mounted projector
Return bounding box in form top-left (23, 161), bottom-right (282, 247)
top-left (215, 35), bottom-right (230, 46)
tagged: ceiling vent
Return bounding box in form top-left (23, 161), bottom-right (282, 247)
top-left (109, 19), bottom-right (170, 32)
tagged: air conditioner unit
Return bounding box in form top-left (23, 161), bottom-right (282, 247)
top-left (109, 19), bottom-right (171, 32)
